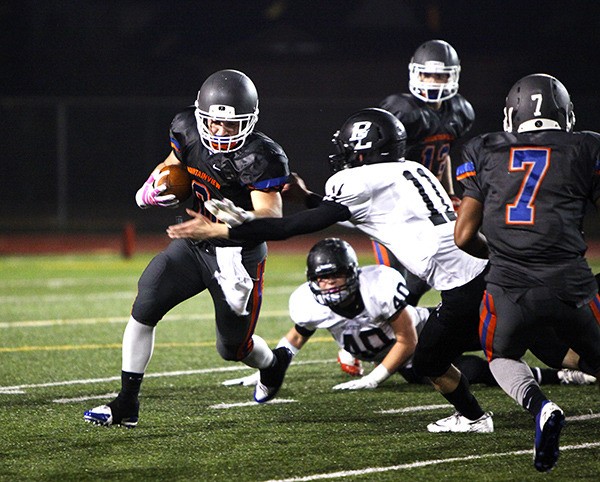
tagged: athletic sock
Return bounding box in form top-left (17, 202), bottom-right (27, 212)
top-left (120, 370), bottom-right (144, 403)
top-left (523, 384), bottom-right (547, 417)
top-left (536, 368), bottom-right (560, 385)
top-left (441, 373), bottom-right (485, 420)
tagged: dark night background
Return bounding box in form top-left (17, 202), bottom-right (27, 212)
top-left (2, 0), bottom-right (600, 235)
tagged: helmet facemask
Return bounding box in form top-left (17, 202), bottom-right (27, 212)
top-left (409, 62), bottom-right (460, 103)
top-left (194, 69), bottom-right (259, 153)
top-left (195, 102), bottom-right (258, 153)
top-left (308, 266), bottom-right (360, 307)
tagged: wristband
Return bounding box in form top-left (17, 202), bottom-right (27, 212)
top-left (366, 364), bottom-right (391, 384)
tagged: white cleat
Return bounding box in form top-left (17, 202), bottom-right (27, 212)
top-left (557, 369), bottom-right (596, 385)
top-left (427, 411), bottom-right (494, 433)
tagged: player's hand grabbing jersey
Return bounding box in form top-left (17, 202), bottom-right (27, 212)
top-left (169, 107), bottom-right (290, 246)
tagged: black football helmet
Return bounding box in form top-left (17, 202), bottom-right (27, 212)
top-left (306, 238), bottom-right (360, 307)
top-left (408, 39), bottom-right (461, 103)
top-left (194, 69), bottom-right (259, 152)
top-left (329, 108), bottom-right (407, 173)
top-left (503, 73), bottom-right (575, 133)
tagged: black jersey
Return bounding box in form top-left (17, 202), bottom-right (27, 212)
top-left (457, 129), bottom-right (600, 304)
top-left (169, 107), bottom-right (290, 246)
top-left (379, 93), bottom-right (474, 178)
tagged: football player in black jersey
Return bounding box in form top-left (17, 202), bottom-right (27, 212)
top-left (84, 69), bottom-right (292, 427)
top-left (374, 39), bottom-right (475, 306)
top-left (455, 73), bottom-right (600, 473)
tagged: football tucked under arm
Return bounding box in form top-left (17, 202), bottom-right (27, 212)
top-left (135, 167), bottom-right (179, 209)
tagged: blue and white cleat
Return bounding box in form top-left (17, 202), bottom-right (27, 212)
top-left (534, 401), bottom-right (565, 472)
top-left (84, 399), bottom-right (139, 428)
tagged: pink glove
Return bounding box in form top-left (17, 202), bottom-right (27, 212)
top-left (135, 169), bottom-right (179, 209)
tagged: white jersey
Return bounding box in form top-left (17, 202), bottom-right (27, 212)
top-left (289, 265), bottom-right (428, 363)
top-left (322, 160), bottom-right (488, 290)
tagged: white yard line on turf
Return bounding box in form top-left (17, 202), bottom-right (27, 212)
top-left (376, 404), bottom-right (452, 413)
top-left (54, 393), bottom-right (119, 403)
top-left (210, 399), bottom-right (297, 409)
top-left (1, 359), bottom-right (336, 395)
top-left (0, 310), bottom-right (291, 328)
top-left (261, 442), bottom-right (600, 482)
top-left (0, 285), bottom-right (297, 305)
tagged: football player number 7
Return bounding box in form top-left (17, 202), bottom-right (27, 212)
top-left (506, 147), bottom-right (550, 225)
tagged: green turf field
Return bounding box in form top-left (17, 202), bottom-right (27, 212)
top-left (0, 252), bottom-right (598, 481)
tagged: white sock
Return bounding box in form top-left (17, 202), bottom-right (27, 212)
top-left (122, 316), bottom-right (155, 373)
top-left (242, 335), bottom-right (274, 369)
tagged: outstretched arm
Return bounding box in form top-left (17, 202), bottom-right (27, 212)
top-left (166, 200), bottom-right (352, 242)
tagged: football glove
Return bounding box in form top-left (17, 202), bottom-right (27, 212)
top-left (332, 376), bottom-right (379, 390)
top-left (332, 363), bottom-right (390, 390)
top-left (222, 371), bottom-right (260, 387)
top-left (337, 349), bottom-right (364, 377)
top-left (205, 198), bottom-right (256, 228)
top-left (135, 169), bottom-right (179, 209)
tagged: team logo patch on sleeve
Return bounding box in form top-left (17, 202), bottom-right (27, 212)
top-left (456, 161), bottom-right (476, 180)
top-left (595, 158), bottom-right (600, 175)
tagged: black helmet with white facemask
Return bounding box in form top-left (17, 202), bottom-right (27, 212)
top-left (306, 238), bottom-right (360, 307)
top-left (195, 69), bottom-right (259, 153)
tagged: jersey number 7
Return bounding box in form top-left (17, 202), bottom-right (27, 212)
top-left (506, 147), bottom-right (550, 225)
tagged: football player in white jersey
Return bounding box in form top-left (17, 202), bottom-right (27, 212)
top-left (224, 238), bottom-right (431, 390)
top-left (167, 108), bottom-right (494, 433)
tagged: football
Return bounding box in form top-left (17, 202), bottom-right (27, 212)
top-left (157, 164), bottom-right (193, 202)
